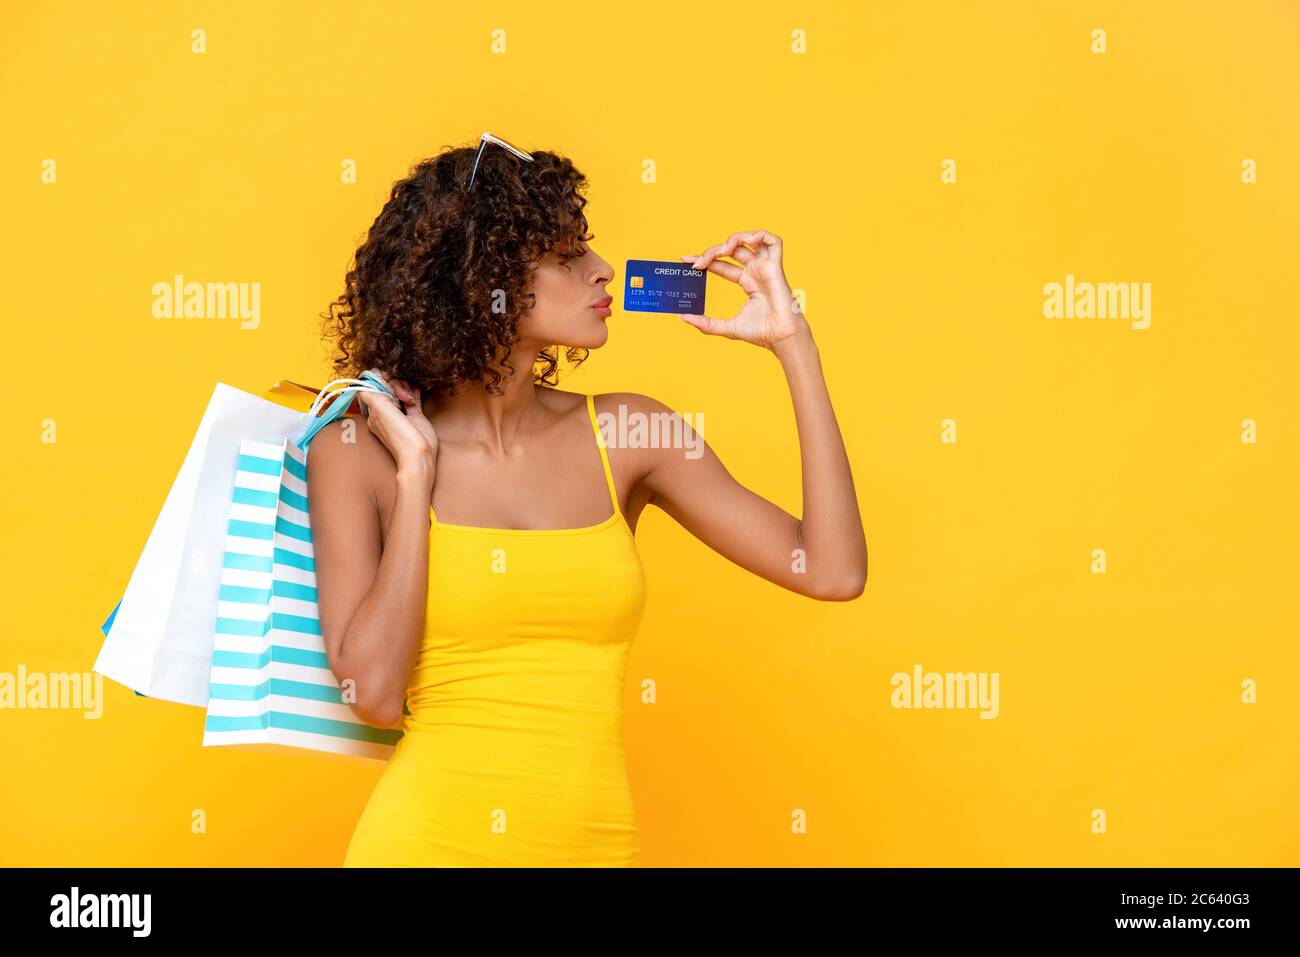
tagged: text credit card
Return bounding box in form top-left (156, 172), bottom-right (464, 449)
top-left (624, 259), bottom-right (707, 315)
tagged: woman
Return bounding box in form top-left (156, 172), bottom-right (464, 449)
top-left (307, 133), bottom-right (867, 867)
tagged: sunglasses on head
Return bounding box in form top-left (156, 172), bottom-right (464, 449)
top-left (465, 131), bottom-right (535, 190)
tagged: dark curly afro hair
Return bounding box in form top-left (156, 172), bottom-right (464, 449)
top-left (320, 137), bottom-right (594, 404)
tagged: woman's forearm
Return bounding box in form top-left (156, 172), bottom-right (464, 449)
top-left (773, 321), bottom-right (868, 595)
top-left (334, 464), bottom-right (433, 724)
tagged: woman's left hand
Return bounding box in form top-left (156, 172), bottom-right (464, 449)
top-left (679, 229), bottom-right (809, 350)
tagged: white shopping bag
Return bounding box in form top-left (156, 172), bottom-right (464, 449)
top-left (94, 382), bottom-right (306, 707)
top-left (201, 434), bottom-right (404, 761)
top-left (94, 374), bottom-right (393, 710)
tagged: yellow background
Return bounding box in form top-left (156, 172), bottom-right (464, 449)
top-left (2, 1), bottom-right (1297, 866)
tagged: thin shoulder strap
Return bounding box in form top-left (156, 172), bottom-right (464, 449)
top-left (585, 393), bottom-right (622, 517)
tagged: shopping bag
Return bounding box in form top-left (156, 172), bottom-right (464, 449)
top-left (93, 381), bottom-right (310, 707)
top-left (99, 599), bottom-right (147, 697)
top-left (202, 372), bottom-right (404, 760)
top-left (93, 374), bottom-right (391, 709)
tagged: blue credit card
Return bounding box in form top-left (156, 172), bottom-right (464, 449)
top-left (624, 259), bottom-right (707, 314)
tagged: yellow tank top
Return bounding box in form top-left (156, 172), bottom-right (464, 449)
top-left (343, 392), bottom-right (648, 867)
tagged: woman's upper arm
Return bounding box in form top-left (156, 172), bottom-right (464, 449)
top-left (305, 418), bottom-right (383, 672)
top-left (606, 392), bottom-right (822, 597)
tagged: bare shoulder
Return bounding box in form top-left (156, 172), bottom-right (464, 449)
top-left (304, 415), bottom-right (396, 500)
top-left (591, 391), bottom-right (701, 437)
top-left (589, 391), bottom-right (710, 475)
top-left (590, 390), bottom-right (677, 419)
top-left (534, 386), bottom-right (680, 427)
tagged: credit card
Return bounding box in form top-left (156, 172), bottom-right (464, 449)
top-left (623, 259), bottom-right (707, 314)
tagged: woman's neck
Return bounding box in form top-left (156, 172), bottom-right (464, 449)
top-left (422, 350), bottom-right (550, 451)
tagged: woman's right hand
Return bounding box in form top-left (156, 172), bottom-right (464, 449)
top-left (356, 377), bottom-right (438, 480)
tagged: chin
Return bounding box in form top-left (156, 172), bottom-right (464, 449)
top-left (572, 321), bottom-right (610, 349)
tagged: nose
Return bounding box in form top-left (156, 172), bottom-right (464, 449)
top-left (587, 251), bottom-right (614, 288)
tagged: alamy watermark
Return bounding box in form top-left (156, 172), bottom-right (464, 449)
top-left (890, 664), bottom-right (999, 719)
top-left (1043, 273), bottom-right (1151, 329)
top-left (152, 274), bottom-right (260, 329)
top-left (0, 666), bottom-right (103, 718)
top-left (49, 886), bottom-right (150, 936)
top-left (596, 404), bottom-right (704, 459)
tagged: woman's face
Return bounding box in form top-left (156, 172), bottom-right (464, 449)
top-left (520, 242), bottom-right (615, 349)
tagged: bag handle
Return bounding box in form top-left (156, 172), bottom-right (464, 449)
top-left (294, 370), bottom-right (395, 451)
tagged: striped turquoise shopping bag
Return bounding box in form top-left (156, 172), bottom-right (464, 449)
top-left (201, 434), bottom-right (404, 760)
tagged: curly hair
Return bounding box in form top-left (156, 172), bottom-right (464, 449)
top-left (320, 138), bottom-right (594, 403)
